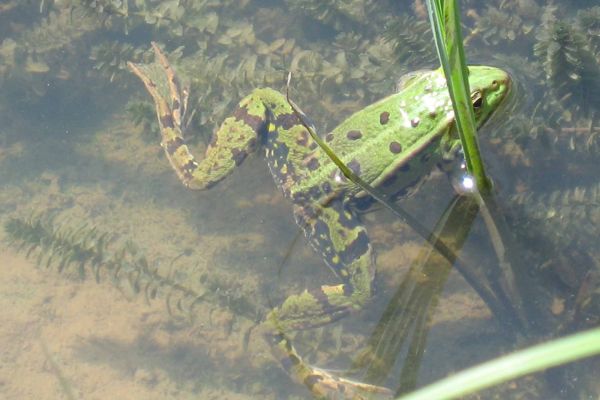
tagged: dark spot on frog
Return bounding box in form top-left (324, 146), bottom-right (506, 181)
top-left (301, 205), bottom-right (318, 220)
top-left (181, 160), bottom-right (197, 174)
top-left (389, 141), bottom-right (403, 154)
top-left (281, 354), bottom-right (301, 372)
top-left (165, 137), bottom-right (184, 155)
top-left (395, 187), bottom-right (409, 198)
top-left (346, 130), bottom-right (362, 140)
top-left (180, 160), bottom-right (199, 183)
top-left (342, 283), bottom-right (354, 296)
top-left (420, 152), bottom-right (431, 164)
top-left (429, 110), bottom-right (437, 118)
top-left (248, 137), bottom-right (257, 149)
top-left (292, 205), bottom-right (315, 228)
top-left (296, 130), bottom-right (309, 146)
top-left (379, 111), bottom-right (390, 125)
top-left (233, 105), bottom-right (265, 131)
top-left (307, 157), bottom-right (320, 171)
top-left (382, 175), bottom-right (396, 187)
top-left (340, 230), bottom-right (369, 265)
top-left (231, 148), bottom-right (247, 166)
top-left (347, 159), bottom-right (361, 176)
top-left (322, 182), bottom-right (332, 194)
top-left (304, 374), bottom-right (324, 390)
top-left (325, 133), bottom-right (334, 142)
top-left (312, 220), bottom-right (331, 247)
top-left (335, 202), bottom-right (359, 229)
top-left (274, 112), bottom-right (299, 130)
top-left (400, 163), bottom-right (411, 172)
top-left (309, 186), bottom-right (321, 199)
top-left (292, 191), bottom-right (309, 204)
top-left (312, 281), bottom-right (336, 305)
top-left (160, 114), bottom-right (174, 129)
top-left (268, 142), bottom-right (289, 164)
top-left (309, 142), bottom-right (318, 150)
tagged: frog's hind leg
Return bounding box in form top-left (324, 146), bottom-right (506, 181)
top-left (265, 199), bottom-right (390, 398)
top-left (128, 43), bottom-right (266, 190)
top-left (270, 198), bottom-right (375, 330)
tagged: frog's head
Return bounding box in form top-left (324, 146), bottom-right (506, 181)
top-left (467, 66), bottom-right (511, 127)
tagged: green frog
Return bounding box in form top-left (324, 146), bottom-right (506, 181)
top-left (128, 43), bottom-right (510, 399)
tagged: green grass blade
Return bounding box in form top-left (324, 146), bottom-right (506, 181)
top-left (425, 0), bottom-right (491, 192)
top-left (397, 327), bottom-right (600, 400)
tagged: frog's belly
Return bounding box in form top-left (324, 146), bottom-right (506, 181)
top-left (353, 144), bottom-right (444, 205)
top-left (349, 170), bottom-right (434, 212)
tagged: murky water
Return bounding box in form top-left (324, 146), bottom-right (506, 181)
top-left (0, 1), bottom-right (598, 399)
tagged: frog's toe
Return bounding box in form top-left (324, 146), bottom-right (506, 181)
top-left (306, 367), bottom-right (394, 400)
top-left (267, 329), bottom-right (393, 400)
top-left (150, 42), bottom-right (187, 126)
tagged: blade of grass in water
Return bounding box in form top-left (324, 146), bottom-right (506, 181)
top-left (396, 327), bottom-right (600, 400)
top-left (425, 0), bottom-right (491, 193)
top-left (427, 0), bottom-right (532, 330)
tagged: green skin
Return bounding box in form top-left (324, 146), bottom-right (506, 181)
top-left (128, 44), bottom-right (510, 399)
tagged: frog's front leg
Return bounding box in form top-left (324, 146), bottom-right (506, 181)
top-left (128, 43), bottom-right (265, 190)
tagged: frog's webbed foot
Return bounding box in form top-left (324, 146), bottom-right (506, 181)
top-left (128, 42), bottom-right (187, 141)
top-left (127, 43), bottom-right (202, 187)
top-left (128, 43), bottom-right (264, 189)
top-left (267, 331), bottom-right (393, 400)
top-left (311, 372), bottom-right (394, 400)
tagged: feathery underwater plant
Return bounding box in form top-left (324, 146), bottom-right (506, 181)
top-left (4, 214), bottom-right (262, 322)
top-left (383, 14), bottom-right (437, 68)
top-left (91, 41), bottom-right (149, 83)
top-left (578, 6), bottom-right (600, 55)
top-left (534, 8), bottom-right (600, 120)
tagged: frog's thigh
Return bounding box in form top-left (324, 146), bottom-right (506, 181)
top-left (304, 199), bottom-right (374, 295)
top-left (270, 200), bottom-right (375, 330)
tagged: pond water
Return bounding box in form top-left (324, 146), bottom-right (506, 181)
top-left (0, 1), bottom-right (598, 399)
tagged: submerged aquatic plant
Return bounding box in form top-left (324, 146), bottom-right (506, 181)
top-left (4, 214), bottom-right (262, 322)
top-left (534, 8), bottom-right (600, 119)
top-left (126, 100), bottom-right (158, 138)
top-left (285, 0), bottom-right (378, 32)
top-left (471, 3), bottom-right (539, 49)
top-left (578, 6), bottom-right (600, 55)
top-left (90, 41), bottom-right (148, 83)
top-left (20, 7), bottom-right (100, 55)
top-left (383, 14), bottom-right (437, 68)
top-left (510, 184), bottom-right (600, 251)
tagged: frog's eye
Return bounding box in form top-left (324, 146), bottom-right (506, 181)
top-left (471, 91), bottom-right (483, 109)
